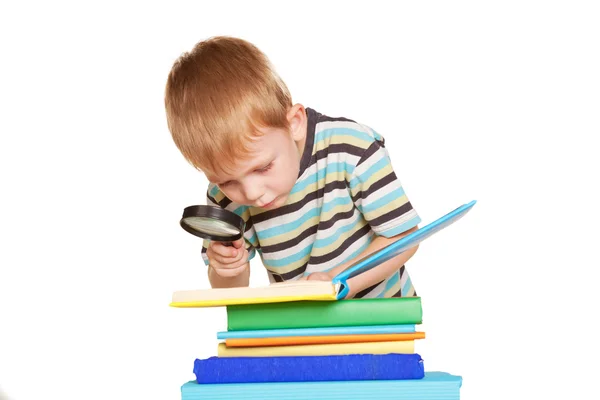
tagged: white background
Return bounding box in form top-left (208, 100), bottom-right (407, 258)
top-left (1, 1), bottom-right (599, 399)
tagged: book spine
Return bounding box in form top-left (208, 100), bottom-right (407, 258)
top-left (194, 353), bottom-right (424, 384)
top-left (224, 332), bottom-right (425, 347)
top-left (216, 341), bottom-right (414, 357)
top-left (182, 372), bottom-right (462, 400)
top-left (227, 297), bottom-right (422, 331)
top-left (216, 324), bottom-right (417, 339)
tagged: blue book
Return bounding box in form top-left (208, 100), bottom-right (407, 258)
top-left (193, 353), bottom-right (424, 384)
top-left (182, 371), bottom-right (462, 400)
top-left (216, 324), bottom-right (416, 339)
top-left (332, 200), bottom-right (476, 298)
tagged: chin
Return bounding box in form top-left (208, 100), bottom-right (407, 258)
top-left (262, 199), bottom-right (278, 209)
top-left (264, 195), bottom-right (286, 209)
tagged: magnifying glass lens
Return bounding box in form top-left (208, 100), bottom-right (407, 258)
top-left (180, 205), bottom-right (246, 243)
top-left (182, 217), bottom-right (240, 236)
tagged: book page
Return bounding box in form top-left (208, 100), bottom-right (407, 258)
top-left (172, 280), bottom-right (337, 302)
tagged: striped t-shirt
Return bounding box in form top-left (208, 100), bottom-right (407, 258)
top-left (201, 107), bottom-right (421, 298)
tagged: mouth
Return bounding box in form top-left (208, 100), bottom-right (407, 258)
top-left (259, 197), bottom-right (278, 209)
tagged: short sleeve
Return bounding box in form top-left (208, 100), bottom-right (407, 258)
top-left (200, 184), bottom-right (258, 266)
top-left (347, 134), bottom-right (421, 238)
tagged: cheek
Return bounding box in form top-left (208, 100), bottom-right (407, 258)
top-left (264, 171), bottom-right (284, 193)
top-left (221, 188), bottom-right (243, 202)
top-left (277, 158), bottom-right (299, 190)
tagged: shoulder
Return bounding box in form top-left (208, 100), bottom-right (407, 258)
top-left (206, 183), bottom-right (236, 209)
top-left (308, 109), bottom-right (386, 172)
top-left (206, 183), bottom-right (225, 203)
top-left (206, 183), bottom-right (254, 220)
top-left (310, 108), bottom-right (385, 153)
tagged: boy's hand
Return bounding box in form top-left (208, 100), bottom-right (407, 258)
top-left (206, 238), bottom-right (249, 278)
top-left (303, 272), bottom-right (332, 281)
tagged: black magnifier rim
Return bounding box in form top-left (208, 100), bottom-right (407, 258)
top-left (180, 205), bottom-right (245, 242)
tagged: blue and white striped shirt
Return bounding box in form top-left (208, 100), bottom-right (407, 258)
top-left (202, 108), bottom-right (421, 298)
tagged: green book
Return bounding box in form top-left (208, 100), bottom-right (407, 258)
top-left (227, 297), bottom-right (422, 331)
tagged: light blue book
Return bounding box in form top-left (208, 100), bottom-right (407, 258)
top-left (216, 324), bottom-right (416, 339)
top-left (181, 371), bottom-right (462, 400)
top-left (333, 200), bottom-right (476, 298)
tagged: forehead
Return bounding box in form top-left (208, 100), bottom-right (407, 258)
top-left (207, 128), bottom-right (287, 181)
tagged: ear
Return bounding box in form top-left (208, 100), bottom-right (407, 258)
top-left (287, 103), bottom-right (307, 142)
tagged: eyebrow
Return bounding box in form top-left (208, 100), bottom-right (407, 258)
top-left (244, 158), bottom-right (274, 174)
top-left (215, 157), bottom-right (274, 184)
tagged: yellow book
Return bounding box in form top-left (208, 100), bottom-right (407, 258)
top-left (216, 340), bottom-right (414, 357)
top-left (170, 280), bottom-right (338, 308)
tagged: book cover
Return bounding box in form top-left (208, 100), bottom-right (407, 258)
top-left (193, 353), bottom-right (424, 384)
top-left (216, 324), bottom-right (417, 339)
top-left (217, 340), bottom-right (414, 357)
top-left (181, 371), bottom-right (462, 400)
top-left (227, 297), bottom-right (422, 331)
top-left (225, 331), bottom-right (425, 347)
top-left (170, 280), bottom-right (338, 307)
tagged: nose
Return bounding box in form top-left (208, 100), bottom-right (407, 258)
top-left (240, 180), bottom-right (262, 202)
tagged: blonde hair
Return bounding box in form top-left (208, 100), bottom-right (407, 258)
top-left (164, 36), bottom-right (292, 176)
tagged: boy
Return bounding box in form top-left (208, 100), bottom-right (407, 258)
top-left (164, 36), bottom-right (421, 299)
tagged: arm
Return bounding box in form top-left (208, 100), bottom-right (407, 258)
top-left (208, 262), bottom-right (250, 288)
top-left (307, 127), bottom-right (421, 297)
top-left (206, 238), bottom-right (251, 288)
top-left (201, 184), bottom-right (258, 288)
top-left (308, 226), bottom-right (419, 298)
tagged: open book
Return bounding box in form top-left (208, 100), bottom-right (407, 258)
top-left (170, 200), bottom-right (476, 307)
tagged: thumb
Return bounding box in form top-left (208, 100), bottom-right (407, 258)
top-left (232, 238), bottom-right (245, 249)
top-left (306, 272), bottom-right (331, 281)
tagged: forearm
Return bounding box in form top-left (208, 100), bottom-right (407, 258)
top-left (208, 263), bottom-right (250, 288)
top-left (328, 227), bottom-right (419, 298)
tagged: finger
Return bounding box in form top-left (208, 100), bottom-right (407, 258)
top-left (214, 264), bottom-right (247, 277)
top-left (209, 241), bottom-right (239, 258)
top-left (207, 247), bottom-right (247, 267)
top-left (232, 238), bottom-right (245, 249)
top-left (212, 258), bottom-right (249, 277)
top-left (306, 272), bottom-right (331, 281)
top-left (207, 245), bottom-right (245, 265)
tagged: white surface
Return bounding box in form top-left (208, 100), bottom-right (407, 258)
top-left (1, 1), bottom-right (599, 399)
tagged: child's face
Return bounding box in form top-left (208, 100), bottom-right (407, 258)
top-left (207, 124), bottom-right (306, 210)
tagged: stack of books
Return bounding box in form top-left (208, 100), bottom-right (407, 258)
top-left (172, 283), bottom-right (462, 399)
top-left (217, 296), bottom-right (424, 357)
top-left (171, 201), bottom-right (475, 399)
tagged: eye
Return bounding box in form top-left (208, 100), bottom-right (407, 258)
top-left (256, 162), bottom-right (273, 173)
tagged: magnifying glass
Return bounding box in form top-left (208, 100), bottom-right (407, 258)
top-left (180, 205), bottom-right (245, 246)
